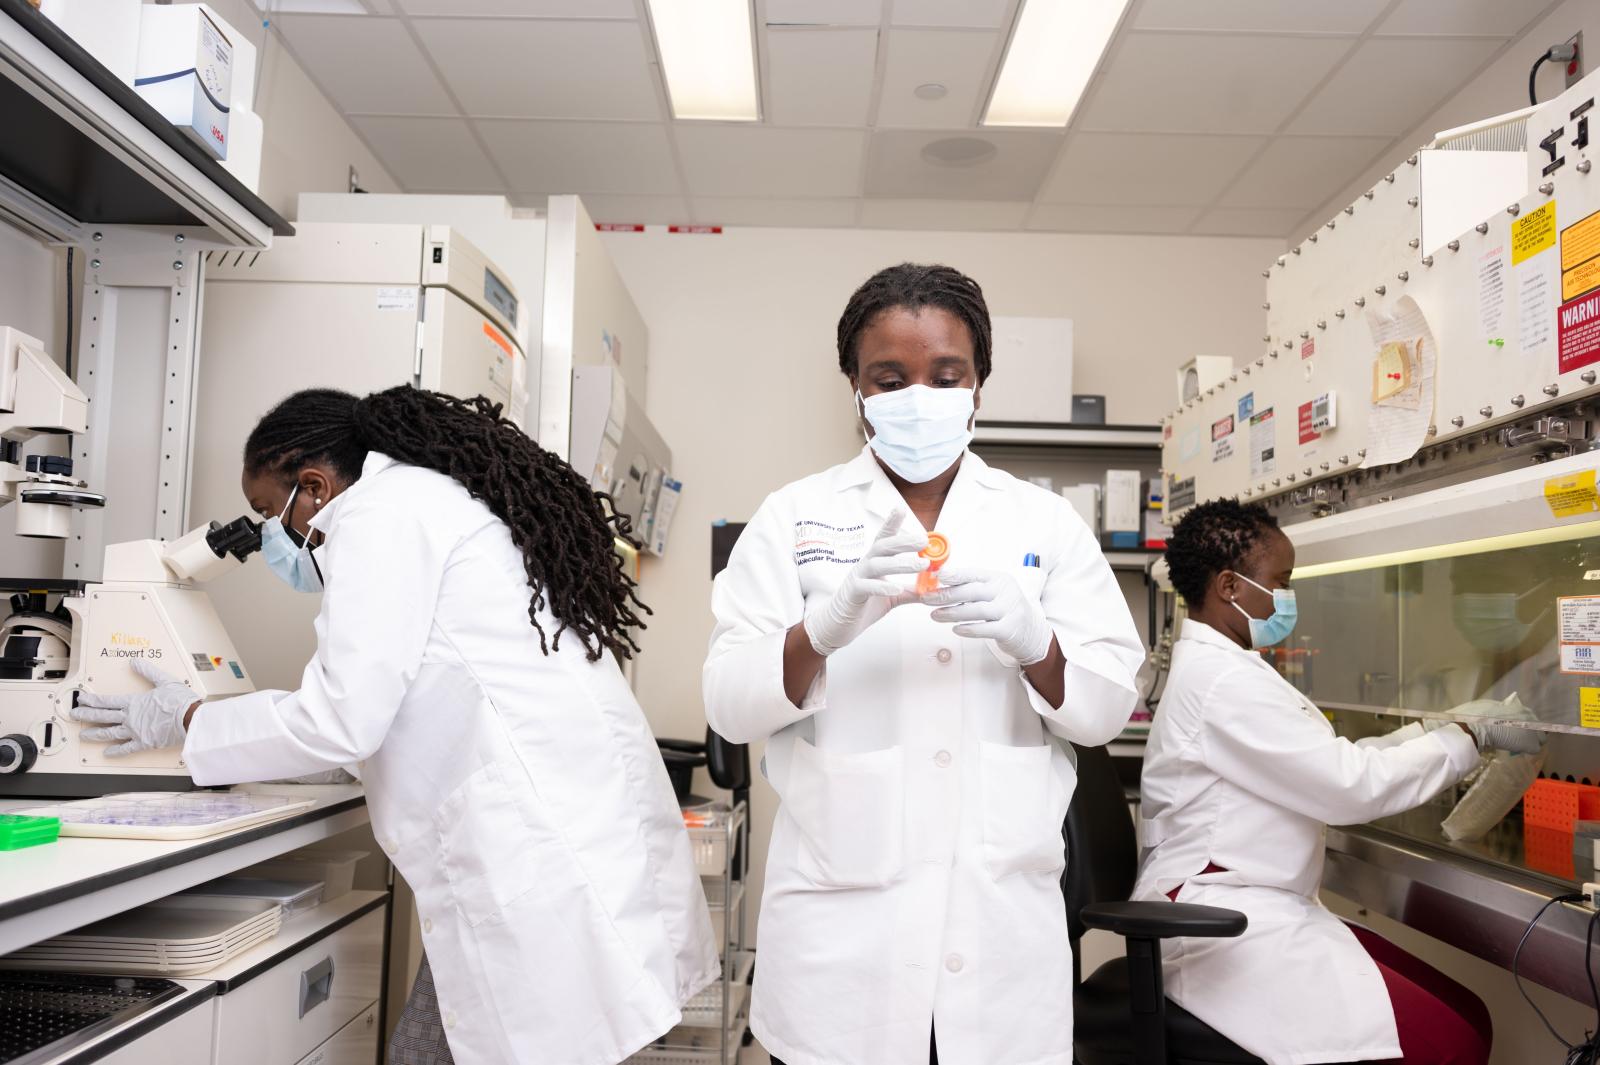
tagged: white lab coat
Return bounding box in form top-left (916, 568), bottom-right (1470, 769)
top-left (184, 453), bottom-right (719, 1065)
top-left (704, 446), bottom-right (1145, 1065)
top-left (1132, 619), bottom-right (1481, 1065)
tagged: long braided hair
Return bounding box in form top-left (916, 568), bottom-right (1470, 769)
top-left (242, 386), bottom-right (649, 661)
top-left (836, 263), bottom-right (994, 384)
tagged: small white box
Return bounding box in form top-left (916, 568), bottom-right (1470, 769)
top-left (135, 4), bottom-right (234, 159)
top-left (1061, 483), bottom-right (1101, 534)
top-left (229, 30), bottom-right (257, 110)
top-left (221, 107), bottom-right (262, 192)
top-left (982, 316), bottom-right (1074, 423)
top-left (1103, 469), bottom-right (1142, 548)
top-left (40, 0), bottom-right (142, 85)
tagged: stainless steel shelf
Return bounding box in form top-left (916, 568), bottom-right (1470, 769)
top-left (1104, 549), bottom-right (1160, 571)
top-left (1320, 701), bottom-right (1600, 737)
top-left (0, 0), bottom-right (290, 247)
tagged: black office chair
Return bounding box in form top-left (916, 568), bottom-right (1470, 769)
top-left (1063, 743), bottom-right (1265, 1065)
top-left (657, 728), bottom-right (752, 877)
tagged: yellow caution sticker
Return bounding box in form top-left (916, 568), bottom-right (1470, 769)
top-left (1582, 688), bottom-right (1600, 729)
top-left (1567, 255), bottom-right (1600, 302)
top-left (1515, 200), bottom-right (1558, 265)
top-left (1546, 469), bottom-right (1600, 517)
top-left (1563, 208), bottom-right (1600, 272)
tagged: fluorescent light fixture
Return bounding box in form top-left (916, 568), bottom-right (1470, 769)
top-left (645, 0), bottom-right (759, 122)
top-left (983, 0), bottom-right (1131, 127)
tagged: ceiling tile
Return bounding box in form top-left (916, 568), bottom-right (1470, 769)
top-left (348, 116), bottom-right (506, 191)
top-left (674, 128), bottom-right (867, 197)
top-left (1219, 136), bottom-right (1392, 209)
top-left (1026, 204), bottom-right (1202, 233)
top-left (767, 28), bottom-right (879, 126)
top-left (476, 121), bottom-right (682, 195)
top-left (272, 16), bottom-right (455, 115)
top-left (692, 197), bottom-right (860, 227)
top-left (891, 0), bottom-right (1012, 29)
top-left (1038, 132), bottom-right (1263, 205)
top-left (399, 0), bottom-right (636, 15)
top-left (859, 199), bottom-right (1028, 229)
top-left (577, 195), bottom-right (693, 225)
top-left (1289, 38), bottom-right (1503, 136)
top-left (1190, 207), bottom-right (1308, 236)
top-left (865, 129), bottom-right (1058, 200)
top-left (1377, 0), bottom-right (1553, 37)
top-left (1080, 33), bottom-right (1353, 134)
top-left (877, 28), bottom-right (1000, 128)
top-left (414, 19), bottom-right (659, 120)
top-left (1134, 0), bottom-right (1388, 34)
top-left (766, 0), bottom-right (883, 27)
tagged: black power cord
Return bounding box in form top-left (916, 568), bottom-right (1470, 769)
top-left (1514, 893), bottom-right (1600, 1063)
top-left (1530, 42), bottom-right (1580, 106)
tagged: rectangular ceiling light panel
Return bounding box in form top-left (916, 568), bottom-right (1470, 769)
top-left (647, 0), bottom-right (760, 121)
top-left (984, 0), bottom-right (1130, 127)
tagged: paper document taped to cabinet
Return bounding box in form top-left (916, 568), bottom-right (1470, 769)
top-left (1362, 296), bottom-right (1436, 469)
top-left (1559, 595), bottom-right (1600, 674)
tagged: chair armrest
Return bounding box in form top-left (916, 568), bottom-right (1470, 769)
top-left (1080, 900), bottom-right (1247, 939)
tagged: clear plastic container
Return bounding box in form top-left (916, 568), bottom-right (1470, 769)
top-left (243, 848), bottom-right (367, 901)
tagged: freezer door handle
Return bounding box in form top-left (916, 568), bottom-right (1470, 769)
top-left (299, 956), bottom-right (336, 1018)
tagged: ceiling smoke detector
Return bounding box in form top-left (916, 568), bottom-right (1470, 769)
top-left (920, 137), bottom-right (998, 168)
top-left (914, 83), bottom-right (948, 100)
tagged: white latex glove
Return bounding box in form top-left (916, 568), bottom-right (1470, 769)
top-left (923, 568), bottom-right (1054, 667)
top-left (1426, 692), bottom-right (1545, 755)
top-left (803, 509), bottom-right (928, 657)
top-left (71, 660), bottom-right (196, 757)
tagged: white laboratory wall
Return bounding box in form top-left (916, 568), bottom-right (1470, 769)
top-left (601, 225), bottom-right (1281, 937)
top-left (185, 0), bottom-right (401, 218)
top-left (1300, 0), bottom-right (1600, 241)
top-left (0, 226), bottom-right (69, 579)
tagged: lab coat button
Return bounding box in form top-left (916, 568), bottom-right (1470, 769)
top-left (423, 918), bottom-right (433, 933)
top-left (935, 648), bottom-right (953, 664)
top-left (934, 750), bottom-right (952, 768)
top-left (444, 1012), bottom-right (457, 1030)
top-left (945, 954), bottom-right (964, 973)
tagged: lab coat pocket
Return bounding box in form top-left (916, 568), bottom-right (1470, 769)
top-left (787, 739), bottom-right (905, 889)
top-left (980, 742), bottom-right (1069, 879)
top-left (436, 761), bottom-right (546, 927)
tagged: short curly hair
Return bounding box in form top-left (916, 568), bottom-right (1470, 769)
top-left (1165, 498), bottom-right (1281, 608)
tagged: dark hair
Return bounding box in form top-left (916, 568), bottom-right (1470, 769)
top-left (243, 386), bottom-right (649, 661)
top-left (836, 263), bottom-right (993, 385)
top-left (1164, 498), bottom-right (1281, 608)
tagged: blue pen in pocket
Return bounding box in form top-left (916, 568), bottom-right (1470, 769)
top-left (1023, 553), bottom-right (1040, 568)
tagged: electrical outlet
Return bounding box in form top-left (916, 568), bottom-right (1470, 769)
top-left (1567, 31), bottom-right (1585, 89)
top-left (1585, 881), bottom-right (1600, 907)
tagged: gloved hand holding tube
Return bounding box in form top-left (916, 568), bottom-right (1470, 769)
top-left (803, 509), bottom-right (928, 657)
top-left (923, 568), bottom-right (1055, 667)
top-left (71, 659), bottom-right (200, 757)
top-left (1431, 693), bottom-right (1548, 842)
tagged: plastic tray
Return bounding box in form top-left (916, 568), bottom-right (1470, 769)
top-left (678, 952), bottom-right (754, 1028)
top-left (243, 848), bottom-right (366, 902)
top-left (3, 897), bottom-right (283, 977)
top-left (183, 877), bottom-right (325, 917)
top-left (20, 792), bottom-right (316, 840)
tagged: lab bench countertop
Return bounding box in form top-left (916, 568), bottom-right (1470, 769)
top-left (0, 784), bottom-right (368, 957)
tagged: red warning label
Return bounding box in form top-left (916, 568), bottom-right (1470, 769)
top-left (1298, 400), bottom-right (1320, 445)
top-left (1559, 290), bottom-right (1600, 375)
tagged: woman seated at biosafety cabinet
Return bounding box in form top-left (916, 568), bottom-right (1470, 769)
top-left (704, 263), bottom-right (1146, 1065)
top-left (73, 386), bottom-right (717, 1065)
top-left (1135, 498), bottom-right (1543, 1065)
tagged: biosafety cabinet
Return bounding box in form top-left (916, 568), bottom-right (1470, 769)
top-left (191, 222), bottom-right (528, 694)
top-left (1157, 70), bottom-right (1600, 1003)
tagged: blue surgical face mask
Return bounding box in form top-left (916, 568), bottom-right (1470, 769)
top-left (1452, 586), bottom-right (1546, 653)
top-left (859, 384), bottom-right (975, 484)
top-left (260, 485), bottom-right (324, 593)
top-left (1230, 571), bottom-right (1297, 648)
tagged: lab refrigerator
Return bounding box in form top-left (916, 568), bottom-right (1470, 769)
top-left (190, 222), bottom-right (529, 692)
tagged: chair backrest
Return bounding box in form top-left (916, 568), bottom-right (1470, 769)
top-left (705, 727), bottom-right (750, 793)
top-left (1061, 743), bottom-right (1140, 944)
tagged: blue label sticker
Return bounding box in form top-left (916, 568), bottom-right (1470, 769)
top-left (1238, 392), bottom-right (1255, 422)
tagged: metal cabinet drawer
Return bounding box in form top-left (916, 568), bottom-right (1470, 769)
top-left (213, 908), bottom-right (385, 1065)
top-left (294, 1002), bottom-right (379, 1065)
top-left (93, 992), bottom-right (215, 1065)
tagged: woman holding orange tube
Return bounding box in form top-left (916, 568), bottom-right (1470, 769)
top-left (702, 263), bottom-right (1145, 1065)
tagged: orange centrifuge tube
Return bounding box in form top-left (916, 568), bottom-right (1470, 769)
top-left (917, 532), bottom-right (949, 595)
